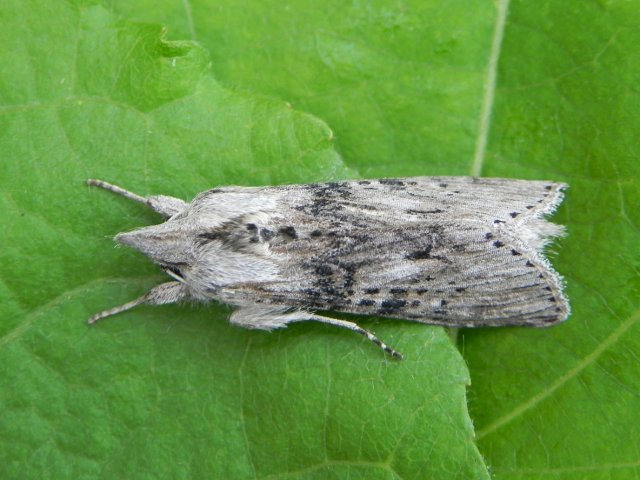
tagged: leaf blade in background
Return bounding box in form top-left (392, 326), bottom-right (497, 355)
top-left (112, 0), bottom-right (499, 177)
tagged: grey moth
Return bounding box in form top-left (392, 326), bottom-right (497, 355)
top-left (87, 177), bottom-right (569, 358)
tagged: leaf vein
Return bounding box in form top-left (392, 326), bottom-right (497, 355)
top-left (471, 0), bottom-right (510, 176)
top-left (477, 307), bottom-right (640, 439)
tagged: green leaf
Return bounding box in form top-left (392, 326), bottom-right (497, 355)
top-left (0, 2), bottom-right (488, 479)
top-left (113, 0), bottom-right (640, 478)
top-left (113, 0), bottom-right (498, 178)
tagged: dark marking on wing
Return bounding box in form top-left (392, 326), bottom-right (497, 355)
top-left (198, 231), bottom-right (222, 241)
top-left (406, 208), bottom-right (444, 215)
top-left (406, 246), bottom-right (434, 260)
top-left (278, 226), bottom-right (298, 239)
top-left (315, 265), bottom-right (332, 276)
top-left (260, 228), bottom-right (276, 241)
top-left (405, 245), bottom-right (448, 262)
top-left (379, 299), bottom-right (407, 314)
top-left (390, 288), bottom-right (408, 295)
top-left (379, 179), bottom-right (405, 186)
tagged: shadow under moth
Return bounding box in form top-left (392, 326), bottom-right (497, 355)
top-left (87, 177), bottom-right (569, 359)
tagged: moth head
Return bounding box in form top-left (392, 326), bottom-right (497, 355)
top-left (115, 224), bottom-right (193, 277)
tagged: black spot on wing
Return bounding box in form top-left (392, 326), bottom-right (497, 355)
top-left (379, 179), bottom-right (405, 186)
top-left (315, 265), bottom-right (332, 276)
top-left (406, 246), bottom-right (434, 260)
top-left (405, 245), bottom-right (448, 262)
top-left (390, 288), bottom-right (408, 295)
top-left (260, 228), bottom-right (276, 241)
top-left (379, 299), bottom-right (407, 314)
top-left (278, 226), bottom-right (298, 239)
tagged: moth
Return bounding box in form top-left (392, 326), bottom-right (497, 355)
top-left (87, 177), bottom-right (569, 358)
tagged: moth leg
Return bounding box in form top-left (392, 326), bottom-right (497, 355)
top-left (230, 306), bottom-right (403, 359)
top-left (88, 281), bottom-right (186, 324)
top-left (306, 313), bottom-right (404, 359)
top-left (87, 179), bottom-right (188, 218)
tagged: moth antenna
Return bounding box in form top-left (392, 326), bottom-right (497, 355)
top-left (87, 179), bottom-right (147, 205)
top-left (87, 294), bottom-right (148, 324)
top-left (88, 282), bottom-right (186, 325)
top-left (87, 179), bottom-right (188, 218)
